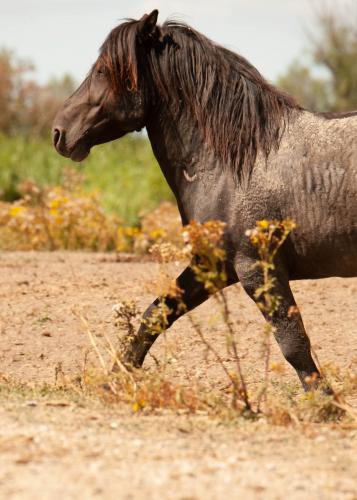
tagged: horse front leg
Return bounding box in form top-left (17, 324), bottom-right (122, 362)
top-left (236, 260), bottom-right (320, 391)
top-left (123, 262), bottom-right (238, 368)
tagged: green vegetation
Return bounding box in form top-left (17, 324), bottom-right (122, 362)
top-left (0, 133), bottom-right (173, 224)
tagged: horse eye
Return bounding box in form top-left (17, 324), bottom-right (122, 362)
top-left (126, 78), bottom-right (134, 91)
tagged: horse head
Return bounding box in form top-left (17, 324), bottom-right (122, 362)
top-left (52, 10), bottom-right (159, 161)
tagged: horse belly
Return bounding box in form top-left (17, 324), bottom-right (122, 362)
top-left (287, 227), bottom-right (357, 279)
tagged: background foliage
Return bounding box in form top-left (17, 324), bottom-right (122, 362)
top-left (0, 4), bottom-right (356, 232)
top-left (277, 6), bottom-right (357, 111)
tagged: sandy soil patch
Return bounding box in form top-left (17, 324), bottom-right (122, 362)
top-left (0, 252), bottom-right (356, 499)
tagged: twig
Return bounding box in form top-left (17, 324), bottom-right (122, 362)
top-left (216, 291), bottom-right (251, 410)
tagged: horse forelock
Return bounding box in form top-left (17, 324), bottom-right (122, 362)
top-left (96, 19), bottom-right (141, 92)
top-left (96, 17), bottom-right (302, 180)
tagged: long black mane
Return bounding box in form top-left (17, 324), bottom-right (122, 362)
top-left (97, 18), bottom-right (302, 179)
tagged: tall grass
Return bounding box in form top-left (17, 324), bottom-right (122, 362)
top-left (0, 133), bottom-right (173, 224)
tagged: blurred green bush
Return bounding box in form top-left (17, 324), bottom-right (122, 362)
top-left (0, 134), bottom-right (173, 224)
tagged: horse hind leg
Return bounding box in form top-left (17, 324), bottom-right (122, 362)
top-left (236, 260), bottom-right (320, 391)
top-left (123, 262), bottom-right (238, 368)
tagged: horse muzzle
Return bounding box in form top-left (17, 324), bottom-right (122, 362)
top-left (52, 127), bottom-right (90, 162)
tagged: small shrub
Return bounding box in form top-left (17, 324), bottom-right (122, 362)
top-left (0, 172), bottom-right (181, 253)
top-left (0, 178), bottom-right (120, 251)
top-left (133, 202), bottom-right (182, 254)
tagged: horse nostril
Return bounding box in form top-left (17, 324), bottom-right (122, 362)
top-left (52, 127), bottom-right (63, 148)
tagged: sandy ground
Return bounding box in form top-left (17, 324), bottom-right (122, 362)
top-left (0, 251), bottom-right (356, 499)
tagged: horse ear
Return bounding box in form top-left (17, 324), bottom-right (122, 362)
top-left (138, 10), bottom-right (160, 43)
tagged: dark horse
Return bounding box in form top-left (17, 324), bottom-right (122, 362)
top-left (53, 10), bottom-right (357, 390)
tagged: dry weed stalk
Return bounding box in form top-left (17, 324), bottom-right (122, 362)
top-left (74, 304), bottom-right (209, 413)
top-left (182, 220), bottom-right (297, 414)
top-left (246, 219), bottom-right (296, 411)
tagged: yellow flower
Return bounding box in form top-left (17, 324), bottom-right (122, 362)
top-left (132, 399), bottom-right (146, 412)
top-left (124, 226), bottom-right (140, 237)
top-left (132, 401), bottom-right (140, 412)
top-left (49, 196), bottom-right (69, 210)
top-left (9, 206), bottom-right (25, 217)
top-left (270, 362), bottom-right (285, 374)
top-left (257, 219), bottom-right (270, 229)
top-left (149, 228), bottom-right (165, 240)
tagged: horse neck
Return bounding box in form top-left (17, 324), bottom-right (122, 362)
top-left (146, 101), bottom-right (217, 191)
top-left (146, 98), bottom-right (236, 226)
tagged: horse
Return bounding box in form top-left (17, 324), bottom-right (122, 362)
top-left (52, 10), bottom-right (357, 390)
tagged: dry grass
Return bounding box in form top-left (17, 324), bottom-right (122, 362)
top-left (0, 170), bottom-right (181, 253)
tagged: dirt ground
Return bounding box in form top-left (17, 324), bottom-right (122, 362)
top-left (0, 251), bottom-right (356, 499)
